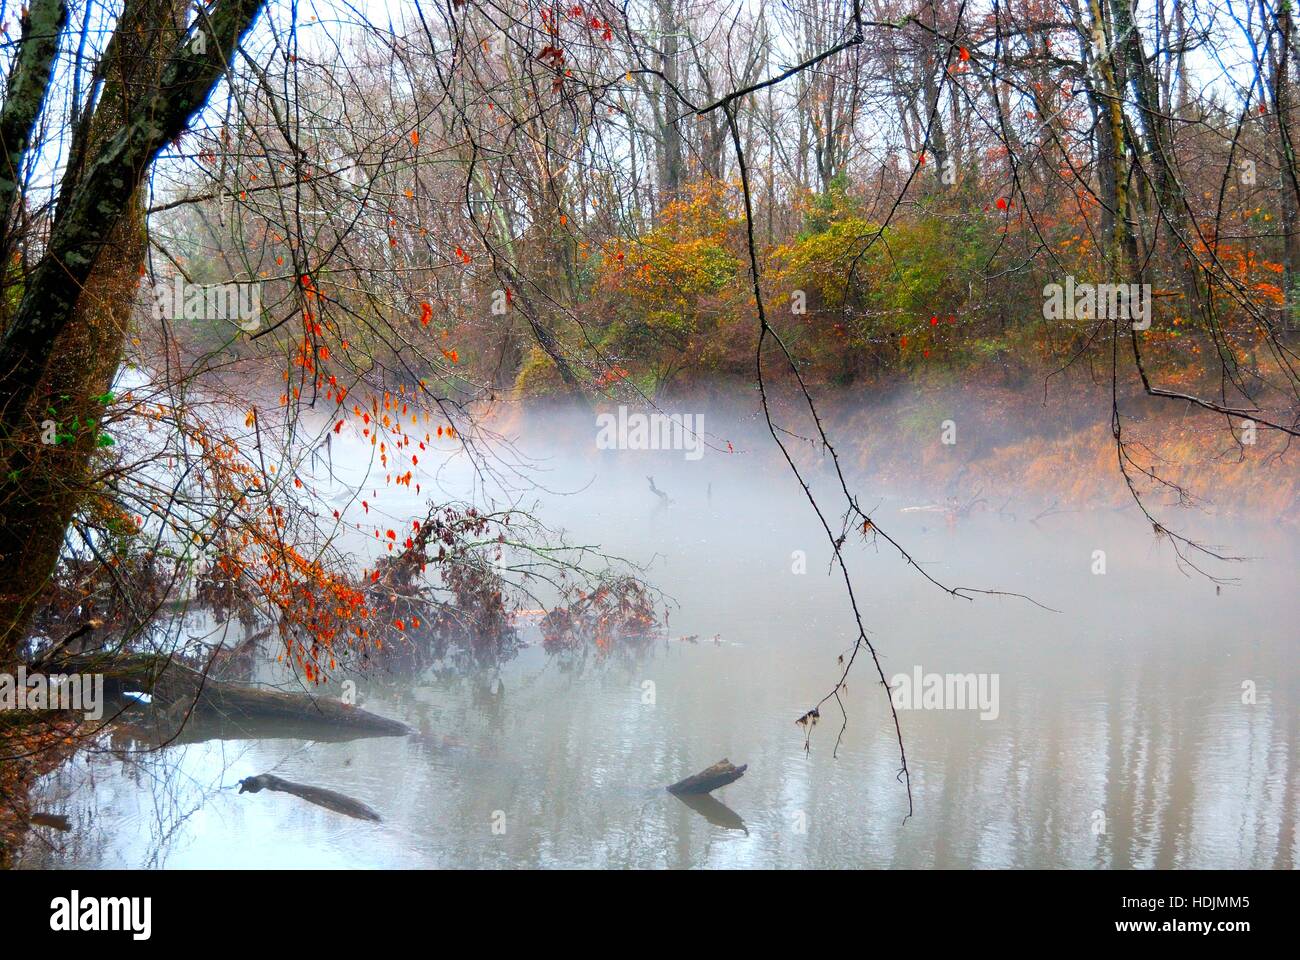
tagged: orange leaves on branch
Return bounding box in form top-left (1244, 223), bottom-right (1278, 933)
top-left (1254, 281), bottom-right (1285, 305)
top-left (596, 365), bottom-right (629, 387)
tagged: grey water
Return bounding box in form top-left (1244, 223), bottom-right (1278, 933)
top-left (19, 399), bottom-right (1300, 868)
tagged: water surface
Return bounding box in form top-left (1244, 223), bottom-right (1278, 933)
top-left (21, 402), bottom-right (1300, 868)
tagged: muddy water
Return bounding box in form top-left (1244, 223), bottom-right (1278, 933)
top-left (19, 401), bottom-right (1300, 868)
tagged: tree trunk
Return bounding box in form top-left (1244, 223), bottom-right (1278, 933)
top-left (0, 0), bottom-right (187, 659)
top-left (1275, 5), bottom-right (1300, 327)
top-left (656, 0), bottom-right (685, 202)
top-left (0, 0), bottom-right (266, 660)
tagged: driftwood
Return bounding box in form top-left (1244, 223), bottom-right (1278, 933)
top-left (666, 758), bottom-right (747, 795)
top-left (238, 773), bottom-right (382, 822)
top-left (29, 813), bottom-right (71, 831)
top-left (646, 475), bottom-right (673, 506)
top-left (112, 703), bottom-right (407, 747)
top-left (44, 653), bottom-right (412, 737)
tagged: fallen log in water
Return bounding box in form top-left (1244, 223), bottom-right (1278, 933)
top-left (44, 653), bottom-right (412, 737)
top-left (666, 758), bottom-right (747, 795)
top-left (29, 813), bottom-right (71, 831)
top-left (238, 773), bottom-right (382, 822)
top-left (113, 701), bottom-right (409, 747)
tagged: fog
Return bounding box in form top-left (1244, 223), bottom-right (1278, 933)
top-left (21, 390), bottom-right (1300, 868)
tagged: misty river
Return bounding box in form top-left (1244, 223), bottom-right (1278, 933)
top-left (17, 395), bottom-right (1300, 868)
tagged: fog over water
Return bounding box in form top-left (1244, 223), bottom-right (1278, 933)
top-left (20, 392), bottom-right (1300, 868)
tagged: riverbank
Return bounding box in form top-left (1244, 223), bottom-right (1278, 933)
top-left (502, 362), bottom-right (1300, 524)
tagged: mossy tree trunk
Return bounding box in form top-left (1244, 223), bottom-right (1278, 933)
top-left (0, 0), bottom-right (267, 662)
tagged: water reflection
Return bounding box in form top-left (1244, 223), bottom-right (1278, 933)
top-left (674, 793), bottom-right (748, 833)
top-left (16, 407), bottom-right (1300, 869)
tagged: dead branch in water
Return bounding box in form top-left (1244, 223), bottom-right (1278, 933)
top-left (666, 759), bottom-right (748, 795)
top-left (646, 475), bottom-right (672, 506)
top-left (44, 653), bottom-right (412, 738)
top-left (28, 813), bottom-right (70, 831)
top-left (237, 773), bottom-right (381, 822)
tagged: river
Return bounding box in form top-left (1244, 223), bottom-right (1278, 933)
top-left (18, 396), bottom-right (1300, 868)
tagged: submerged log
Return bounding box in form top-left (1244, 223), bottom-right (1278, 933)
top-left (666, 758), bottom-right (747, 795)
top-left (646, 475), bottom-right (672, 506)
top-left (238, 773), bottom-right (382, 822)
top-left (44, 653), bottom-right (412, 737)
top-left (29, 813), bottom-right (71, 831)
top-left (112, 700), bottom-right (409, 747)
